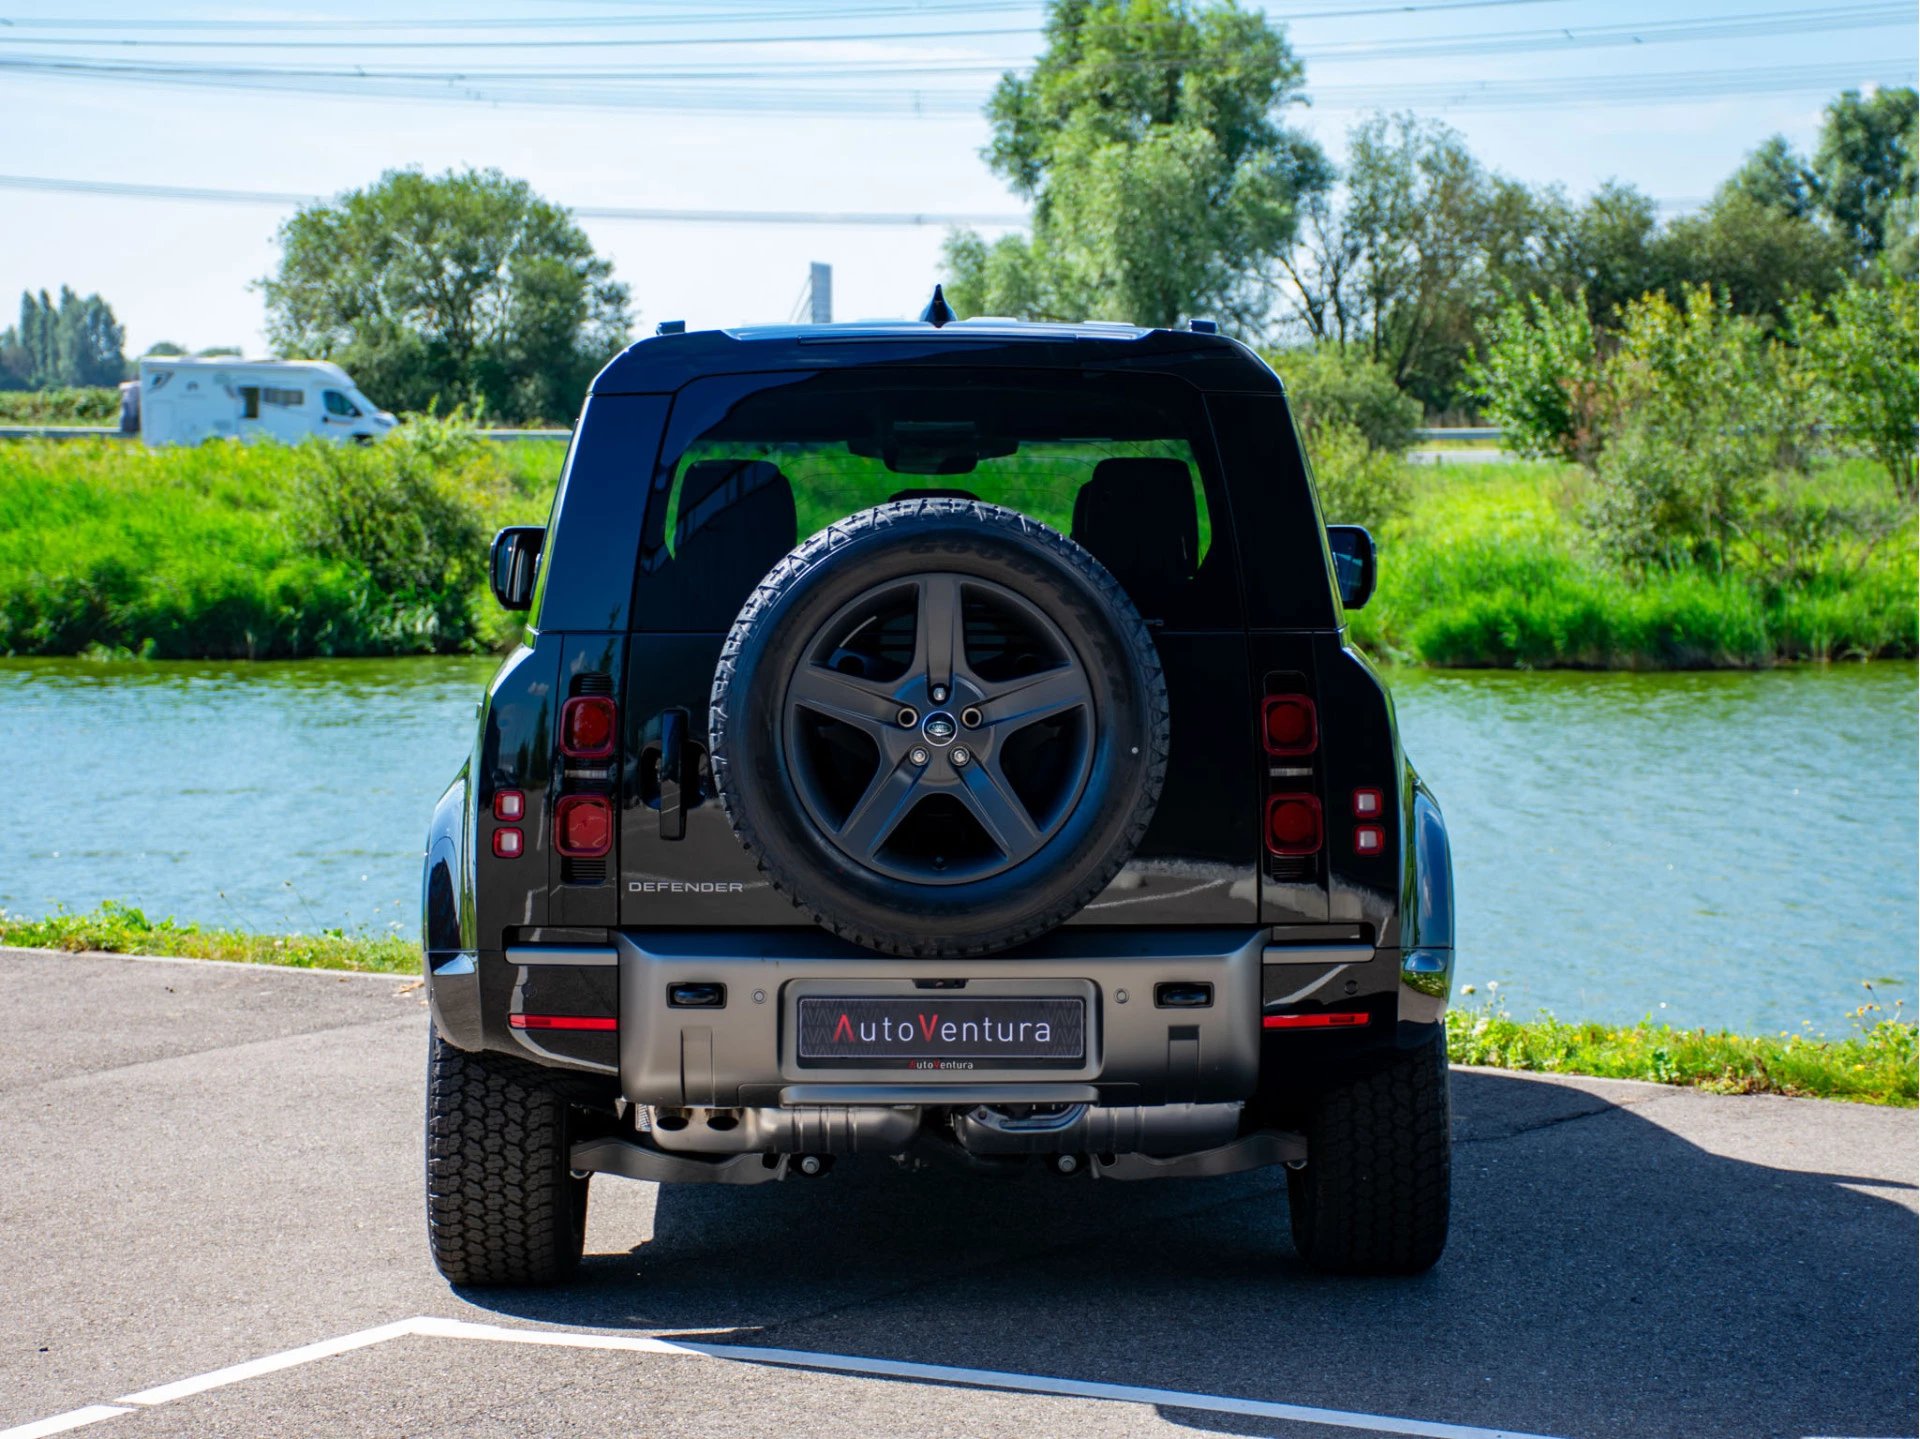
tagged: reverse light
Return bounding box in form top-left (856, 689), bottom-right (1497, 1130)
top-left (1265, 794), bottom-right (1323, 856)
top-left (492, 827), bottom-right (524, 859)
top-left (1261, 695), bottom-right (1318, 755)
top-left (1355, 825), bottom-right (1385, 856)
top-left (554, 794), bottom-right (613, 857)
top-left (560, 696), bottom-right (618, 759)
top-left (1352, 787), bottom-right (1382, 818)
top-left (493, 790), bottom-right (525, 821)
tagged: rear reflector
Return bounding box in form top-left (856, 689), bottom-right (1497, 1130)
top-left (1263, 1012), bottom-right (1371, 1029)
top-left (1265, 794), bottom-right (1323, 856)
top-left (554, 794), bottom-right (613, 857)
top-left (1261, 695), bottom-right (1318, 755)
top-left (491, 827), bottom-right (523, 859)
top-left (1355, 825), bottom-right (1385, 855)
top-left (560, 696), bottom-right (618, 759)
top-left (510, 1014), bottom-right (618, 1032)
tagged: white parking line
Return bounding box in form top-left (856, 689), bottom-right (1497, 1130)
top-left (423, 1317), bottom-right (1573, 1439)
top-left (112, 1319), bottom-right (420, 1406)
top-left (0, 1406), bottom-right (133, 1439)
top-left (0, 1314), bottom-right (1577, 1439)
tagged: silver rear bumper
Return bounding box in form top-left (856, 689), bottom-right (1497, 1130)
top-left (614, 927), bottom-right (1265, 1110)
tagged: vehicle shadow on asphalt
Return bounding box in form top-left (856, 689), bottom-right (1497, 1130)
top-left (467, 1071), bottom-right (1918, 1439)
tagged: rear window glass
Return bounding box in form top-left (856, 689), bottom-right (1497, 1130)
top-left (634, 370), bottom-right (1238, 632)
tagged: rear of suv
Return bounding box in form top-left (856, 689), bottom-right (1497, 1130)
top-left (421, 305), bottom-right (1456, 1286)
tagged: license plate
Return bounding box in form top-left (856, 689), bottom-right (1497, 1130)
top-left (797, 995), bottom-right (1086, 1068)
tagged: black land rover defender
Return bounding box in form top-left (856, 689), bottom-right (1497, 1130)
top-left (421, 300), bottom-right (1455, 1286)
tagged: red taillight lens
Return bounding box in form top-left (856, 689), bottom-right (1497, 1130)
top-left (554, 795), bottom-right (613, 857)
top-left (493, 790), bottom-right (525, 822)
top-left (1263, 1011), bottom-right (1371, 1030)
top-left (560, 696), bottom-right (618, 758)
top-left (1352, 787), bottom-right (1382, 818)
top-left (1266, 794), bottom-right (1323, 856)
top-left (492, 827), bottom-right (523, 859)
top-left (1262, 695), bottom-right (1317, 755)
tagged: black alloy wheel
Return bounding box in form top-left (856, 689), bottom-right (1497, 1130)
top-left (710, 498), bottom-right (1169, 958)
top-left (783, 572), bottom-right (1095, 884)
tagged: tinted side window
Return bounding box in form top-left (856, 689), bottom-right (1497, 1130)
top-left (1206, 392), bottom-right (1338, 630)
top-left (633, 369), bottom-right (1241, 633)
top-left (323, 390), bottom-right (360, 417)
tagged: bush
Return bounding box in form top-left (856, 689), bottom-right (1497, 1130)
top-left (0, 387), bottom-right (121, 425)
top-left (288, 414), bottom-right (498, 646)
top-left (1269, 344), bottom-right (1422, 453)
top-left (1269, 344), bottom-right (1421, 527)
top-left (1791, 275), bottom-right (1919, 497)
top-left (1469, 290), bottom-right (1608, 465)
top-left (1586, 287), bottom-right (1811, 571)
top-left (1308, 420), bottom-right (1411, 530)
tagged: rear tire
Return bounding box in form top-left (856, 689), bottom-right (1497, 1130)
top-left (1287, 1034), bottom-right (1451, 1275)
top-left (424, 1032), bottom-right (588, 1286)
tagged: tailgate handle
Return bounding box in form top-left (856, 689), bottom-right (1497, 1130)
top-left (660, 708), bottom-right (688, 841)
top-left (1155, 982), bottom-right (1213, 1009)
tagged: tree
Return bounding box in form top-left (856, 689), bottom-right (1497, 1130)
top-left (1469, 289), bottom-right (1607, 466)
top-left (945, 0), bottom-right (1328, 332)
top-left (1724, 135), bottom-right (1818, 220)
top-left (1792, 276), bottom-right (1920, 497)
top-left (261, 168), bottom-right (632, 423)
top-left (0, 288), bottom-right (126, 390)
top-left (1656, 191), bottom-right (1849, 324)
top-left (1337, 113), bottom-right (1549, 410)
top-left (1810, 87), bottom-right (1918, 267)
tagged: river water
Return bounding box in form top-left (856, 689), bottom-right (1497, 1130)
top-left (1, 656), bottom-right (1911, 1033)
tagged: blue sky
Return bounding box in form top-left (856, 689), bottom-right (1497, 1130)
top-left (3, 0), bottom-right (1915, 355)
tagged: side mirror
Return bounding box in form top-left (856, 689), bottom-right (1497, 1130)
top-left (1326, 524), bottom-right (1376, 611)
top-left (489, 526), bottom-right (545, 612)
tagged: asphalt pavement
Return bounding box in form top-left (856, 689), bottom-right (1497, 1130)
top-left (2, 947), bottom-right (1914, 1439)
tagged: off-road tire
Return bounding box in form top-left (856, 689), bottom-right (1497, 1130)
top-left (1287, 1034), bottom-right (1451, 1275)
top-left (424, 1032), bottom-right (588, 1286)
top-left (710, 498), bottom-right (1170, 958)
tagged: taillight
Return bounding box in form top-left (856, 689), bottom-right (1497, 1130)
top-left (1263, 1012), bottom-right (1370, 1029)
top-left (492, 790), bottom-right (525, 821)
top-left (1354, 825), bottom-right (1385, 856)
top-left (492, 827), bottom-right (524, 859)
top-left (1261, 695), bottom-right (1317, 755)
top-left (560, 696), bottom-right (618, 758)
top-left (1351, 787), bottom-right (1382, 818)
top-left (1265, 794), bottom-right (1322, 856)
top-left (554, 794), bottom-right (613, 857)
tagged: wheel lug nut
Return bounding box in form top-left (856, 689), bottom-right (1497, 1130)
top-left (950, 747), bottom-right (970, 767)
top-left (910, 747), bottom-right (930, 766)
top-left (961, 707), bottom-right (982, 728)
top-left (897, 707), bottom-right (918, 727)
top-left (930, 685), bottom-right (948, 704)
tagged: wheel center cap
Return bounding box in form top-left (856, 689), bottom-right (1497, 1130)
top-left (921, 712), bottom-right (957, 746)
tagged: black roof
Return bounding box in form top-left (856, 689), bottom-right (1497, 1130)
top-left (589, 319), bottom-right (1283, 396)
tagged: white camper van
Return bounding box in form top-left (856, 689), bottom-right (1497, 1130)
top-left (136, 358), bottom-right (396, 447)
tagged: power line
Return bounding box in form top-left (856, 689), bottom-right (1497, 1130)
top-left (1, 51), bottom-right (1907, 114)
top-left (0, 173), bottom-right (1030, 227)
top-left (1, 1), bottom-right (1902, 55)
top-left (0, 0), bottom-right (1573, 32)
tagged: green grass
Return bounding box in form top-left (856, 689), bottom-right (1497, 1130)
top-left (0, 432), bottom-right (561, 658)
top-left (1346, 458), bottom-right (1918, 668)
top-left (1447, 997), bottom-right (1916, 1106)
top-left (4, 903), bottom-right (1910, 1103)
top-left (0, 901), bottom-right (416, 974)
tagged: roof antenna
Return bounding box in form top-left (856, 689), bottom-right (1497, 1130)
top-left (920, 284), bottom-right (956, 328)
